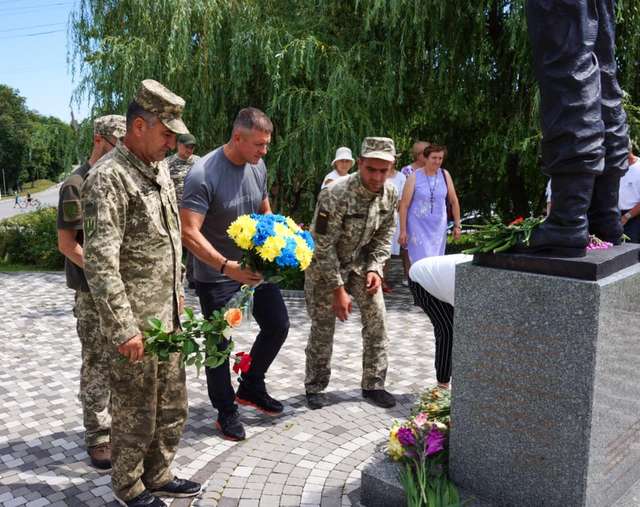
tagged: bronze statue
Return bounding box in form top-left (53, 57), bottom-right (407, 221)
top-left (522, 0), bottom-right (629, 257)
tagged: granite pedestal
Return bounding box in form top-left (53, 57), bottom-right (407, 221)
top-left (360, 449), bottom-right (407, 507)
top-left (449, 252), bottom-right (640, 507)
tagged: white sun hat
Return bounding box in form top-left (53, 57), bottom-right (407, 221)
top-left (331, 146), bottom-right (355, 167)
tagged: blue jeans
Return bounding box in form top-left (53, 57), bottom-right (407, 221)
top-left (195, 280), bottom-right (289, 415)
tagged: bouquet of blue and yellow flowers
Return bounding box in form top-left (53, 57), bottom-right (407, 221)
top-left (141, 213), bottom-right (314, 373)
top-left (227, 213), bottom-right (315, 283)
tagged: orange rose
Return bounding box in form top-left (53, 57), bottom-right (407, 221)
top-left (224, 308), bottom-right (243, 328)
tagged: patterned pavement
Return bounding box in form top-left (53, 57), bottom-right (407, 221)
top-left (0, 267), bottom-right (436, 506)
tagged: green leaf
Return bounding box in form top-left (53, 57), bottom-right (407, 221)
top-left (204, 356), bottom-right (225, 368)
top-left (148, 317), bottom-right (164, 331)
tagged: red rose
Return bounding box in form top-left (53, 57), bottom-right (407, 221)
top-left (232, 352), bottom-right (252, 374)
top-left (509, 216), bottom-right (525, 226)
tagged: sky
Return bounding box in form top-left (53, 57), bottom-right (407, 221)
top-left (0, 0), bottom-right (89, 123)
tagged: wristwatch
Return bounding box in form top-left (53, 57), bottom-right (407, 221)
top-left (625, 212), bottom-right (633, 221)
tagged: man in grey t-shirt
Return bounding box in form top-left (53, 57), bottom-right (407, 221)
top-left (181, 108), bottom-right (289, 441)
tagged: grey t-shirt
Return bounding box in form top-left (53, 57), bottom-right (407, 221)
top-left (181, 146), bottom-right (268, 283)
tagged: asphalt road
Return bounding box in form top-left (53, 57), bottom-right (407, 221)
top-left (0, 183), bottom-right (62, 221)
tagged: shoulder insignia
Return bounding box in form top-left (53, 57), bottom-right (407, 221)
top-left (62, 200), bottom-right (82, 222)
top-left (316, 209), bottom-right (329, 235)
top-left (83, 201), bottom-right (97, 238)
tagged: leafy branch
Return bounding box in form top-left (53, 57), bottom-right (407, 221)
top-left (143, 308), bottom-right (235, 375)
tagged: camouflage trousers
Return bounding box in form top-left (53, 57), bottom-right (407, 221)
top-left (304, 271), bottom-right (389, 393)
top-left (111, 352), bottom-right (188, 501)
top-left (74, 290), bottom-right (111, 448)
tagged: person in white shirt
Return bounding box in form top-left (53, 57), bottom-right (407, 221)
top-left (321, 147), bottom-right (354, 189)
top-left (619, 142), bottom-right (640, 242)
top-left (409, 254), bottom-right (472, 389)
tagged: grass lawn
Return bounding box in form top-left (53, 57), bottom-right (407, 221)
top-left (0, 263), bottom-right (62, 273)
top-left (0, 179), bottom-right (57, 200)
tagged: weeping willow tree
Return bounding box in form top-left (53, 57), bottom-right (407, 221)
top-left (69, 0), bottom-right (640, 221)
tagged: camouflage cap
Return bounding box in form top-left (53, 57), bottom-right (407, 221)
top-left (360, 137), bottom-right (396, 162)
top-left (93, 114), bottom-right (126, 139)
top-left (178, 133), bottom-right (196, 145)
top-left (134, 79), bottom-right (189, 135)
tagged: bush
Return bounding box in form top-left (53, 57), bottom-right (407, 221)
top-left (0, 208), bottom-right (64, 269)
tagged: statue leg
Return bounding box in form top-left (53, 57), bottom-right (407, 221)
top-left (522, 0), bottom-right (603, 256)
top-left (588, 0), bottom-right (629, 244)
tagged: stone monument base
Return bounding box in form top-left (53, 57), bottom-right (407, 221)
top-left (360, 450), bottom-right (406, 507)
top-left (450, 247), bottom-right (640, 507)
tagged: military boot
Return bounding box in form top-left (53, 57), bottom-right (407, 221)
top-left (588, 170), bottom-right (624, 244)
top-left (515, 173), bottom-right (595, 257)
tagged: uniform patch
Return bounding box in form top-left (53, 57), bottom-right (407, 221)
top-left (62, 200), bottom-right (82, 222)
top-left (83, 201), bottom-right (97, 238)
top-left (316, 210), bottom-right (329, 235)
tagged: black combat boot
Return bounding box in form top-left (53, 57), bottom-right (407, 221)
top-left (515, 173), bottom-right (595, 257)
top-left (588, 170), bottom-right (624, 244)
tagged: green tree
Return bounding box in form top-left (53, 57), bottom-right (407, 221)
top-left (0, 85), bottom-right (31, 192)
top-left (69, 0), bottom-right (640, 220)
top-left (23, 115), bottom-right (77, 184)
top-left (0, 85), bottom-right (77, 191)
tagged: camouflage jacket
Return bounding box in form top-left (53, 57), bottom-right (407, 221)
top-left (165, 153), bottom-right (200, 205)
top-left (307, 172), bottom-right (398, 288)
top-left (81, 142), bottom-right (183, 346)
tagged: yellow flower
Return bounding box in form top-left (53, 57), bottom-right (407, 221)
top-left (387, 425), bottom-right (405, 461)
top-left (227, 215), bottom-right (257, 250)
top-left (294, 236), bottom-right (313, 270)
top-left (256, 235), bottom-right (286, 262)
top-left (286, 217), bottom-right (302, 233)
top-left (274, 222), bottom-right (294, 238)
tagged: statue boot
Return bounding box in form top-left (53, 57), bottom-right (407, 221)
top-left (515, 173), bottom-right (595, 258)
top-left (588, 170), bottom-right (624, 245)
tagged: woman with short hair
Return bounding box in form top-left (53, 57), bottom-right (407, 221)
top-left (399, 144), bottom-right (462, 263)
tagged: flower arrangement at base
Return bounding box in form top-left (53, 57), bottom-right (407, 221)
top-left (143, 285), bottom-right (254, 374)
top-left (387, 386), bottom-right (461, 507)
top-left (227, 213), bottom-right (315, 283)
top-left (462, 216), bottom-right (544, 254)
top-left (462, 216), bottom-right (618, 255)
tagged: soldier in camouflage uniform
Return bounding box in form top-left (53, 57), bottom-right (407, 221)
top-left (81, 80), bottom-right (201, 507)
top-left (164, 133), bottom-right (200, 287)
top-left (164, 133), bottom-right (200, 205)
top-left (57, 114), bottom-right (126, 471)
top-left (304, 137), bottom-right (399, 410)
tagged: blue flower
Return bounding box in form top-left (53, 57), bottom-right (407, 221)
top-left (275, 237), bottom-right (299, 268)
top-left (299, 230), bottom-right (315, 250)
top-left (252, 214), bottom-right (275, 246)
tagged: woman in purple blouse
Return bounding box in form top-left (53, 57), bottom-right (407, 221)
top-left (399, 144), bottom-right (462, 263)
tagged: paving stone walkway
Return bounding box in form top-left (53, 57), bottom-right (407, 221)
top-left (0, 270), bottom-right (436, 506)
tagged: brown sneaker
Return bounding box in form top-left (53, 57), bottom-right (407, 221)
top-left (88, 442), bottom-right (112, 471)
